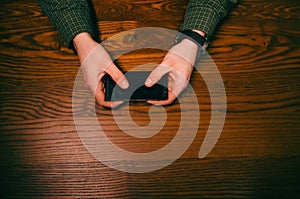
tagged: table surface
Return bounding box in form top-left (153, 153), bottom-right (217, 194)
top-left (1, 0), bottom-right (299, 198)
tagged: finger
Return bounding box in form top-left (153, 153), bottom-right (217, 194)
top-left (147, 91), bottom-right (177, 105)
top-left (145, 64), bottom-right (172, 87)
top-left (168, 71), bottom-right (189, 98)
top-left (105, 63), bottom-right (129, 89)
top-left (95, 80), bottom-right (124, 108)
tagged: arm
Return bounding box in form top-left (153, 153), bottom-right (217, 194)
top-left (39, 0), bottom-right (128, 108)
top-left (146, 0), bottom-right (237, 105)
top-left (38, 0), bottom-right (97, 48)
top-left (181, 0), bottom-right (237, 39)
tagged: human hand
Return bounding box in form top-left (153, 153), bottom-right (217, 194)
top-left (145, 39), bottom-right (199, 105)
top-left (74, 33), bottom-right (129, 108)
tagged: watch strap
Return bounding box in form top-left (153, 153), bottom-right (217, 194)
top-left (174, 29), bottom-right (209, 49)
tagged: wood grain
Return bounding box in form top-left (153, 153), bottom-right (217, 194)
top-left (1, 0), bottom-right (300, 198)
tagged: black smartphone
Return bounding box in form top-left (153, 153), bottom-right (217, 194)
top-left (103, 71), bottom-right (168, 101)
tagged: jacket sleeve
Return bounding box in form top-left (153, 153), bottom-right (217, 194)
top-left (181, 0), bottom-right (238, 39)
top-left (38, 0), bottom-right (97, 48)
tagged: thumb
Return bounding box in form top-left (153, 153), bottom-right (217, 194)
top-left (105, 63), bottom-right (129, 89)
top-left (145, 64), bottom-right (171, 87)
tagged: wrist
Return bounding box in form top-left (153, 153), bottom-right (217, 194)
top-left (175, 29), bottom-right (208, 48)
top-left (73, 32), bottom-right (99, 63)
top-left (192, 29), bottom-right (206, 38)
top-left (180, 39), bottom-right (198, 51)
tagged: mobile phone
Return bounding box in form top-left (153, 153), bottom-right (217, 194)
top-left (103, 71), bottom-right (168, 101)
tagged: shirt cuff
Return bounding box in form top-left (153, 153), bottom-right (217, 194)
top-left (39, 0), bottom-right (97, 48)
top-left (181, 0), bottom-right (234, 39)
top-left (54, 9), bottom-right (96, 49)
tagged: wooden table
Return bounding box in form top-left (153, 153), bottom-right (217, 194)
top-left (1, 0), bottom-right (299, 198)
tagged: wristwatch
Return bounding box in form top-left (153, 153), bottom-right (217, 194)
top-left (174, 29), bottom-right (209, 64)
top-left (174, 29), bottom-right (209, 49)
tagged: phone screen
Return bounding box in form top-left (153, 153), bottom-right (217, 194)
top-left (104, 71), bottom-right (168, 101)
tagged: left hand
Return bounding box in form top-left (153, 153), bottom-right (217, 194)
top-left (145, 39), bottom-right (199, 105)
top-left (74, 33), bottom-right (129, 108)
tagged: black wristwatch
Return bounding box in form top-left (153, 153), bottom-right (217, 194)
top-left (174, 29), bottom-right (209, 64)
top-left (174, 29), bottom-right (209, 48)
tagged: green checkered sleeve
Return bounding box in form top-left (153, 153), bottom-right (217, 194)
top-left (38, 0), bottom-right (97, 48)
top-left (181, 0), bottom-right (237, 39)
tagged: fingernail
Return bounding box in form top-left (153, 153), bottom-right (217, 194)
top-left (145, 78), bottom-right (152, 86)
top-left (121, 79), bottom-right (129, 89)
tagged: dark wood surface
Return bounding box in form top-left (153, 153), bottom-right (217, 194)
top-left (1, 0), bottom-right (300, 198)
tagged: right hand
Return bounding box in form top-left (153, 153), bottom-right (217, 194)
top-left (73, 33), bottom-right (129, 108)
